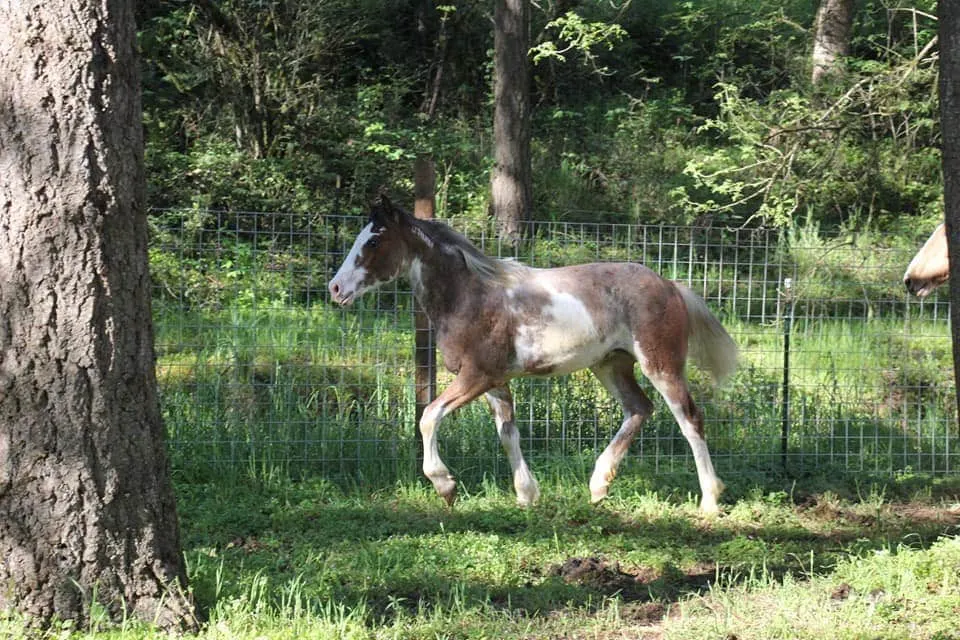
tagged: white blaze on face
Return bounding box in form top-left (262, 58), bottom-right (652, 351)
top-left (514, 288), bottom-right (607, 375)
top-left (328, 223), bottom-right (379, 305)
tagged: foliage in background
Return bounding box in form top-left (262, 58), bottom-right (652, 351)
top-left (673, 2), bottom-right (940, 228)
top-left (138, 0), bottom-right (943, 230)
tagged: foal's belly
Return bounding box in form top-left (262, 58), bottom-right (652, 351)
top-left (515, 335), bottom-right (618, 376)
top-left (511, 290), bottom-right (628, 376)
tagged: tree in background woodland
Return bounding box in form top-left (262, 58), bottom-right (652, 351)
top-left (491, 0), bottom-right (532, 244)
top-left (942, 0), bottom-right (960, 417)
top-left (812, 0), bottom-right (855, 85)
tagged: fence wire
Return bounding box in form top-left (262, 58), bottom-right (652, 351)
top-left (150, 209), bottom-right (958, 485)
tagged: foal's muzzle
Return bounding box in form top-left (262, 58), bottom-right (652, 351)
top-left (904, 276), bottom-right (939, 298)
top-left (904, 276), bottom-right (920, 296)
top-left (328, 280), bottom-right (355, 305)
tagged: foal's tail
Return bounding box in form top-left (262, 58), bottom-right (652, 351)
top-left (677, 284), bottom-right (739, 385)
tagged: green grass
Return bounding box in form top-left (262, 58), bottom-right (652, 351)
top-left (6, 472), bottom-right (958, 638)
top-left (100, 225), bottom-right (960, 637)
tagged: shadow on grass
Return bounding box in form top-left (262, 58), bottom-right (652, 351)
top-left (174, 467), bottom-right (960, 626)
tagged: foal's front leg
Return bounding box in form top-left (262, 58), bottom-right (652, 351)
top-left (419, 368), bottom-right (494, 506)
top-left (485, 386), bottom-right (540, 506)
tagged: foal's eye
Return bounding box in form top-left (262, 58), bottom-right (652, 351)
top-left (366, 237), bottom-right (380, 249)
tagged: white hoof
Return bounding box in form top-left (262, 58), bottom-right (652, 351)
top-left (589, 466), bottom-right (614, 503)
top-left (515, 477), bottom-right (540, 507)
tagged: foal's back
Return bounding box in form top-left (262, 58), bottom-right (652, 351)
top-left (503, 262), bottom-right (687, 377)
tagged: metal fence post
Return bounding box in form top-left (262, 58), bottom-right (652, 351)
top-left (780, 276), bottom-right (794, 470)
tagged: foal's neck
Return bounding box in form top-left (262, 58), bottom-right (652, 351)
top-left (407, 247), bottom-right (494, 321)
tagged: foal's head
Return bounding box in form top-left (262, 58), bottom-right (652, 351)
top-left (328, 197), bottom-right (415, 306)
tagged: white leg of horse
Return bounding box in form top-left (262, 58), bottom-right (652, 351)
top-left (419, 368), bottom-right (494, 506)
top-left (419, 402), bottom-right (457, 505)
top-left (644, 370), bottom-right (724, 514)
top-left (588, 354), bottom-right (654, 503)
top-left (485, 386), bottom-right (540, 506)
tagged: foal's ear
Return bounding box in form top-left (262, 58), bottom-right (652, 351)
top-left (370, 194), bottom-right (408, 227)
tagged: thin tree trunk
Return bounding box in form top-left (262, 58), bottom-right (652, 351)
top-left (0, 0), bottom-right (196, 631)
top-left (491, 0), bottom-right (532, 246)
top-left (420, 1), bottom-right (449, 119)
top-left (811, 0), bottom-right (855, 85)
top-left (413, 157), bottom-right (437, 478)
top-left (942, 0), bottom-right (960, 428)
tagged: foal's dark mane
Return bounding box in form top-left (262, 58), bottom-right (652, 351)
top-left (408, 215), bottom-right (528, 285)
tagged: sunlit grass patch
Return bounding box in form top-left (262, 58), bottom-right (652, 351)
top-left (162, 473), bottom-right (960, 639)
top-left (669, 536), bottom-right (960, 640)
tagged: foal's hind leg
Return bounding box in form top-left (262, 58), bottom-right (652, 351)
top-left (485, 386), bottom-right (540, 506)
top-left (589, 353), bottom-right (655, 503)
top-left (641, 366), bottom-right (724, 514)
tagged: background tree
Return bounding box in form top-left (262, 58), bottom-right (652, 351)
top-left (812, 0), bottom-right (855, 85)
top-left (491, 0), bottom-right (532, 245)
top-left (0, 0), bottom-right (195, 630)
top-left (137, 1), bottom-right (941, 233)
top-left (942, 1), bottom-right (960, 422)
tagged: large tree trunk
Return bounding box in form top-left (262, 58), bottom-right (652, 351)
top-left (811, 0), bottom-right (855, 85)
top-left (942, 0), bottom-right (960, 426)
top-left (0, 0), bottom-right (196, 631)
top-left (491, 0), bottom-right (532, 247)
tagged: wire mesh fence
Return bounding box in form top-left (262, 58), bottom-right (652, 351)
top-left (150, 208), bottom-right (958, 487)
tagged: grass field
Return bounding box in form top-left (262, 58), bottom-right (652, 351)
top-left (5, 471), bottom-right (958, 639)
top-left (8, 220), bottom-right (953, 637)
top-left (7, 307), bottom-right (960, 638)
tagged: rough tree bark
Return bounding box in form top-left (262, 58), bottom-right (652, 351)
top-left (811, 0), bottom-right (855, 85)
top-left (0, 0), bottom-right (196, 631)
top-left (942, 0), bottom-right (960, 426)
top-left (491, 0), bottom-right (532, 246)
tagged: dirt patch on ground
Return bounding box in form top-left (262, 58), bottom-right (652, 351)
top-left (550, 556), bottom-right (637, 591)
top-left (548, 556), bottom-right (715, 604)
top-left (891, 503), bottom-right (960, 523)
top-left (796, 495), bottom-right (960, 529)
top-left (619, 601), bottom-right (667, 624)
